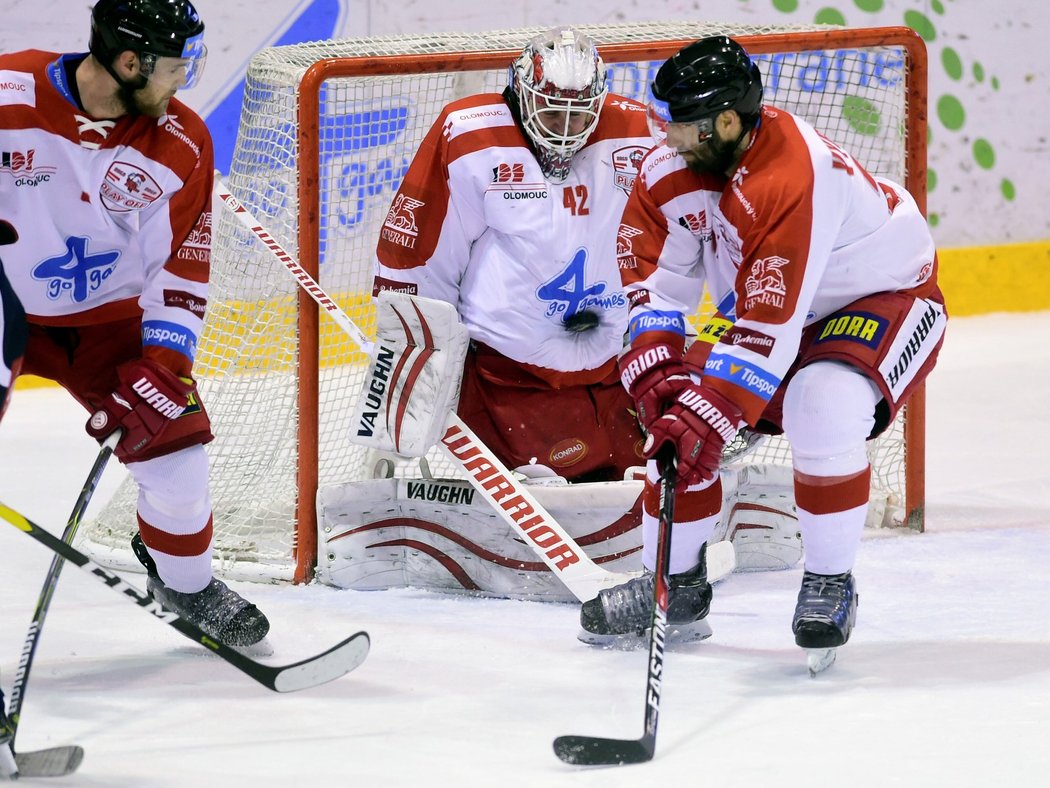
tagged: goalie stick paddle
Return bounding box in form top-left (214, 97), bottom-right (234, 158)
top-left (553, 451), bottom-right (678, 766)
top-left (0, 502), bottom-right (370, 693)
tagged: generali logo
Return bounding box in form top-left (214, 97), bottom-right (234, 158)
top-left (616, 224), bottom-right (642, 270)
top-left (381, 193), bottom-right (425, 249)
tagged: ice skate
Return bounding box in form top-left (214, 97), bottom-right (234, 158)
top-left (132, 533), bottom-right (270, 648)
top-left (579, 546), bottom-right (713, 647)
top-left (792, 570), bottom-right (858, 675)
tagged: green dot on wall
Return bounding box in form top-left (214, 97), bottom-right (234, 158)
top-left (928, 213), bottom-right (940, 227)
top-left (928, 169), bottom-right (938, 192)
top-left (973, 62), bottom-right (985, 82)
top-left (931, 0), bottom-right (945, 13)
top-left (941, 48), bottom-right (963, 80)
top-left (815, 8), bottom-right (847, 25)
top-left (842, 96), bottom-right (881, 135)
top-left (853, 0), bottom-right (883, 11)
top-left (903, 10), bottom-right (937, 42)
top-left (1001, 179), bottom-right (1015, 201)
top-left (991, 76), bottom-right (1000, 90)
top-left (973, 139), bottom-right (995, 169)
top-left (936, 94), bottom-right (965, 130)
top-left (772, 0), bottom-right (799, 11)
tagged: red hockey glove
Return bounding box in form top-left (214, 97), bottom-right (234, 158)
top-left (618, 342), bottom-right (695, 430)
top-left (644, 384), bottom-right (743, 488)
top-left (86, 359), bottom-right (193, 457)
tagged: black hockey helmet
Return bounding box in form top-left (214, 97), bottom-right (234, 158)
top-left (89, 0), bottom-right (206, 87)
top-left (650, 35), bottom-right (763, 128)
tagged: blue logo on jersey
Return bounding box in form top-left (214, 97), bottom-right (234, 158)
top-left (33, 237), bottom-right (120, 303)
top-left (142, 320), bottom-right (197, 363)
top-left (628, 310), bottom-right (686, 342)
top-left (703, 355), bottom-right (781, 401)
top-left (537, 248), bottom-right (626, 320)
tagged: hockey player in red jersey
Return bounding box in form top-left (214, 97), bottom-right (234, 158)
top-left (373, 27), bottom-right (653, 484)
top-left (583, 36), bottom-right (946, 666)
top-left (0, 0), bottom-right (268, 648)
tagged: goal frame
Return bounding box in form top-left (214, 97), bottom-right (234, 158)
top-left (283, 26), bottom-right (929, 581)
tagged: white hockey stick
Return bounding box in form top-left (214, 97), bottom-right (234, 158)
top-left (213, 177), bottom-right (734, 601)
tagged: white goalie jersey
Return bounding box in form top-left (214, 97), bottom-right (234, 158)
top-left (374, 91), bottom-right (653, 382)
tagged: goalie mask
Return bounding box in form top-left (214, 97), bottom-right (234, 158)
top-left (510, 27), bottom-right (608, 182)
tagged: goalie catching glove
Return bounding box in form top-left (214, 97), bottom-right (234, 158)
top-left (644, 384), bottom-right (744, 488)
top-left (86, 358), bottom-right (193, 457)
top-left (618, 342), bottom-right (695, 429)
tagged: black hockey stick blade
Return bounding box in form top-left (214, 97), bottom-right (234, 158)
top-left (554, 451), bottom-right (677, 767)
top-left (553, 734), bottom-right (654, 766)
top-left (15, 744), bottom-right (84, 778)
top-left (0, 502), bottom-right (370, 692)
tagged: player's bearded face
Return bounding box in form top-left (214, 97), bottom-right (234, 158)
top-left (118, 56), bottom-right (189, 118)
top-left (667, 120), bottom-right (741, 175)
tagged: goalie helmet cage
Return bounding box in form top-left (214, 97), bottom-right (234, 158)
top-left (80, 22), bottom-right (929, 584)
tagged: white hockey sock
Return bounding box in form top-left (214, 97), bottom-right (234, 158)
top-left (126, 445), bottom-right (213, 593)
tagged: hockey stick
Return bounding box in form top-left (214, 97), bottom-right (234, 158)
top-left (2, 433), bottom-right (118, 777)
top-left (552, 449), bottom-right (677, 766)
top-left (0, 502), bottom-right (370, 693)
top-left (9, 433), bottom-right (118, 736)
top-left (213, 177), bottom-right (738, 602)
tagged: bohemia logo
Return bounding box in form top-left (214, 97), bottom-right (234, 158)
top-left (611, 146), bottom-right (646, 194)
top-left (381, 193), bottom-right (424, 250)
top-left (743, 255), bottom-right (789, 311)
top-left (100, 161), bottom-right (162, 212)
top-left (1, 149), bottom-right (57, 187)
top-left (616, 224), bottom-right (643, 270)
top-left (493, 163), bottom-right (525, 184)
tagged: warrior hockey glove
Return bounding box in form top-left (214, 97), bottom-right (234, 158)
top-left (618, 342), bottom-right (695, 430)
top-left (644, 384), bottom-right (744, 488)
top-left (86, 358), bottom-right (193, 457)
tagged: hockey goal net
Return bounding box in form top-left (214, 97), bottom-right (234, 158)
top-left (80, 22), bottom-right (929, 583)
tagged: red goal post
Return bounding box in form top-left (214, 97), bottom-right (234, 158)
top-left (81, 22), bottom-right (929, 584)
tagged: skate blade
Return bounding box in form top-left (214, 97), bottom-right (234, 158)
top-left (578, 619), bottom-right (713, 649)
top-left (806, 647), bottom-right (838, 676)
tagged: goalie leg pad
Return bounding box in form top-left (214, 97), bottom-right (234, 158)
top-left (724, 464), bottom-right (803, 572)
top-left (317, 477), bottom-right (645, 601)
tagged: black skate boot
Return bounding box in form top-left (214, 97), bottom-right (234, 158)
top-left (792, 570), bottom-right (858, 675)
top-left (132, 533), bottom-right (270, 647)
top-left (579, 545), bottom-right (713, 647)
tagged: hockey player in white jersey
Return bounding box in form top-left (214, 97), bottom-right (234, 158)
top-left (374, 27), bottom-right (654, 483)
top-left (585, 36), bottom-right (946, 668)
top-left (0, 0), bottom-right (268, 649)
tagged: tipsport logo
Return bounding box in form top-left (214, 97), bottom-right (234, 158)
top-left (33, 236), bottom-right (120, 303)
